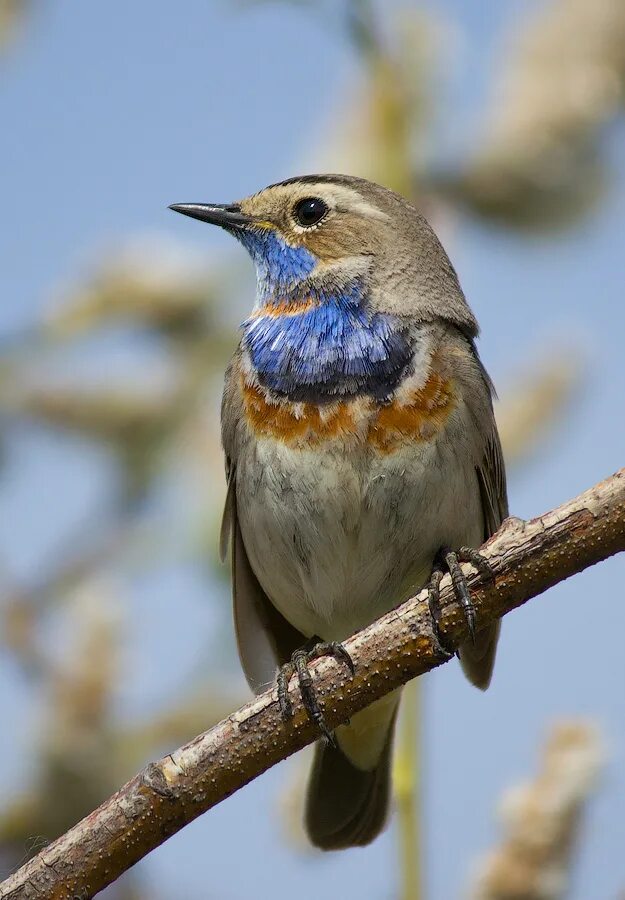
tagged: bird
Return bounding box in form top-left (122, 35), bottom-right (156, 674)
top-left (170, 174), bottom-right (508, 851)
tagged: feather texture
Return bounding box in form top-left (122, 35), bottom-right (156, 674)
top-left (242, 276), bottom-right (413, 401)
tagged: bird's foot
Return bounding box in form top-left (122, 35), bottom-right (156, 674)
top-left (276, 640), bottom-right (355, 745)
top-left (427, 546), bottom-right (494, 652)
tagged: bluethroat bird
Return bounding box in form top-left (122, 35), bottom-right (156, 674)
top-left (170, 175), bottom-right (507, 850)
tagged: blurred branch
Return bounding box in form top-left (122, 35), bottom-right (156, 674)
top-left (497, 350), bottom-right (580, 467)
top-left (0, 585), bottom-right (122, 867)
top-left (468, 722), bottom-right (604, 900)
top-left (2, 467), bottom-right (624, 899)
top-left (0, 0), bottom-right (28, 50)
top-left (441, 0), bottom-right (625, 228)
top-left (0, 513), bottom-right (174, 678)
top-left (318, 3), bottom-right (434, 199)
top-left (394, 681), bottom-right (423, 900)
top-left (1, 367), bottom-right (227, 505)
top-left (43, 243), bottom-right (222, 343)
top-left (0, 578), bottom-right (241, 872)
top-left (5, 384), bottom-right (183, 504)
top-left (9, 384), bottom-right (180, 444)
top-left (344, 0), bottom-right (379, 60)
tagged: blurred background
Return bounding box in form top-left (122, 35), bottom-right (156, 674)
top-left (1, 1), bottom-right (624, 898)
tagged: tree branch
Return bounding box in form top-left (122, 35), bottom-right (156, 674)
top-left (2, 469), bottom-right (624, 900)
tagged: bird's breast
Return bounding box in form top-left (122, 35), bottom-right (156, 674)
top-left (240, 364), bottom-right (457, 453)
top-left (233, 346), bottom-right (480, 640)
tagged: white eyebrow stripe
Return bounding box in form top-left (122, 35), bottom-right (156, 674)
top-left (248, 182), bottom-right (391, 223)
top-left (319, 184), bottom-right (391, 221)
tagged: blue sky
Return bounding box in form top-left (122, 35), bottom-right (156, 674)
top-left (2, 2), bottom-right (625, 898)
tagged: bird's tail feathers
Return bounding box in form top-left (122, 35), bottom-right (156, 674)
top-left (305, 692), bottom-right (399, 850)
top-left (458, 620), bottom-right (500, 690)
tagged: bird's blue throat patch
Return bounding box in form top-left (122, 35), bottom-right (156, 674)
top-left (237, 229), bottom-right (412, 401)
top-left (236, 227), bottom-right (317, 301)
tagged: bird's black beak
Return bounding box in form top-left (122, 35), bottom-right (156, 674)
top-left (168, 203), bottom-right (254, 230)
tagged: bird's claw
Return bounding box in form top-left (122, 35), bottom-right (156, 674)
top-left (427, 546), bottom-right (494, 651)
top-left (276, 641), bottom-right (355, 744)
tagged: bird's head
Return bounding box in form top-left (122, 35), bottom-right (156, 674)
top-left (170, 174), bottom-right (477, 334)
top-left (170, 175), bottom-right (402, 300)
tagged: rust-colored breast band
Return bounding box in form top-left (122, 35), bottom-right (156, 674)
top-left (241, 371), bottom-right (456, 450)
top-left (368, 372), bottom-right (456, 453)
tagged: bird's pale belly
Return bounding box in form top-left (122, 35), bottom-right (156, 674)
top-left (235, 423), bottom-right (483, 642)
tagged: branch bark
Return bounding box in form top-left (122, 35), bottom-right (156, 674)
top-left (2, 468), bottom-right (624, 900)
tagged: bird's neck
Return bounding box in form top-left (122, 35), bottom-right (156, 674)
top-left (241, 271), bottom-right (413, 403)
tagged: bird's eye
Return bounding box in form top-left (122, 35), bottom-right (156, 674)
top-left (293, 197), bottom-right (328, 228)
